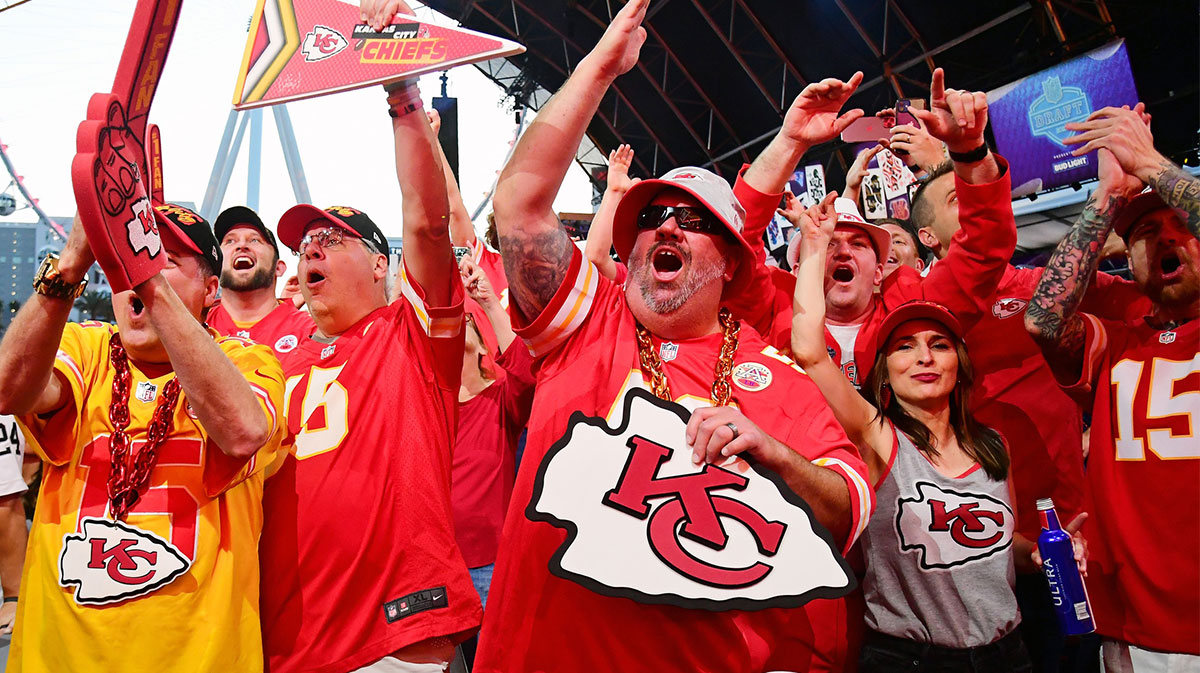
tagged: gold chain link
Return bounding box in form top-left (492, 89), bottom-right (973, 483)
top-left (107, 333), bottom-right (182, 521)
top-left (635, 307), bottom-right (741, 406)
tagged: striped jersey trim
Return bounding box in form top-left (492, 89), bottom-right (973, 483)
top-left (813, 456), bottom-right (874, 549)
top-left (523, 259), bottom-right (600, 358)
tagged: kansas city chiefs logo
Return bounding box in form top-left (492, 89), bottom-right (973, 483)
top-left (991, 297), bottom-right (1028, 320)
top-left (59, 517), bottom-right (190, 606)
top-left (896, 482), bottom-right (1013, 569)
top-left (125, 197), bottom-right (162, 258)
top-left (529, 388), bottom-right (853, 611)
top-left (302, 25), bottom-right (348, 62)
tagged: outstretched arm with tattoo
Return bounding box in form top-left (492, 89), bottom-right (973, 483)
top-left (1066, 103), bottom-right (1200, 240)
top-left (1025, 149), bottom-right (1143, 383)
top-left (493, 0), bottom-right (647, 319)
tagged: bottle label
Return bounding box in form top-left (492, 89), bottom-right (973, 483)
top-left (1074, 601), bottom-right (1091, 620)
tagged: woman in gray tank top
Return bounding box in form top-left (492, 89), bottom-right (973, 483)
top-left (785, 193), bottom-right (1041, 671)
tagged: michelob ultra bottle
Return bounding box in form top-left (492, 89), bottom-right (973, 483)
top-left (1037, 498), bottom-right (1095, 635)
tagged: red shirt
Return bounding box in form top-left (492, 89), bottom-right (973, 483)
top-left (1067, 313), bottom-right (1199, 654)
top-left (474, 248), bottom-right (873, 673)
top-left (453, 342), bottom-right (536, 568)
top-left (466, 239), bottom-right (511, 373)
top-left (207, 299), bottom-right (314, 357)
top-left (259, 265), bottom-right (481, 673)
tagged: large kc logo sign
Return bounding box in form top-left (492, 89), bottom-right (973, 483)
top-left (530, 388), bottom-right (854, 611)
top-left (59, 517), bottom-right (190, 606)
top-left (602, 436), bottom-right (785, 588)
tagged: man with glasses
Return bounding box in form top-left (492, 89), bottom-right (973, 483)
top-left (256, 24), bottom-right (481, 669)
top-left (473, 2), bottom-right (871, 671)
top-left (207, 206), bottom-right (313, 355)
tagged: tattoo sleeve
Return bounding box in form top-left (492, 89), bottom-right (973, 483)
top-left (1146, 158), bottom-right (1200, 240)
top-left (499, 226), bottom-right (575, 321)
top-left (1026, 190), bottom-right (1128, 381)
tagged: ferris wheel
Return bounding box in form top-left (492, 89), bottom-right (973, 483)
top-left (0, 138), bottom-right (67, 242)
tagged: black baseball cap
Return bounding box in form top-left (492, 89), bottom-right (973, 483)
top-left (214, 206), bottom-right (280, 255)
top-left (277, 205), bottom-right (388, 255)
top-left (153, 203), bottom-right (222, 275)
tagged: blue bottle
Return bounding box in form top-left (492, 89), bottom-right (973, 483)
top-left (1037, 498), bottom-right (1095, 635)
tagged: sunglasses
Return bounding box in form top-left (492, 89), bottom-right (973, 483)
top-left (636, 205), bottom-right (726, 235)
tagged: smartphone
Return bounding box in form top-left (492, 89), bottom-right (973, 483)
top-left (453, 246), bottom-right (471, 262)
top-left (840, 116), bottom-right (891, 143)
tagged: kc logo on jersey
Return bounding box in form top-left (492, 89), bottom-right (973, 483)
top-left (992, 297), bottom-right (1029, 320)
top-left (302, 25), bottom-right (348, 62)
top-left (529, 389), bottom-right (853, 611)
top-left (896, 481), bottom-right (1013, 569)
top-left (59, 517), bottom-right (191, 606)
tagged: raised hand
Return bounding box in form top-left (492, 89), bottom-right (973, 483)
top-left (883, 123), bottom-right (946, 172)
top-left (1064, 103), bottom-right (1159, 179)
top-left (606, 144), bottom-right (638, 194)
top-left (361, 0), bottom-right (415, 32)
top-left (459, 256), bottom-right (498, 308)
top-left (1096, 147), bottom-right (1144, 199)
top-left (426, 109), bottom-right (442, 136)
top-left (844, 145), bottom-right (882, 203)
top-left (911, 68), bottom-right (989, 153)
top-left (581, 0), bottom-right (648, 81)
top-left (782, 72), bottom-right (865, 150)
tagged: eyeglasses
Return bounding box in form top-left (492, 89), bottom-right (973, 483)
top-left (637, 205), bottom-right (725, 234)
top-left (294, 226), bottom-right (380, 256)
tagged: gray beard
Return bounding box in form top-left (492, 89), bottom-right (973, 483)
top-left (221, 266), bottom-right (275, 292)
top-left (632, 254), bottom-right (727, 315)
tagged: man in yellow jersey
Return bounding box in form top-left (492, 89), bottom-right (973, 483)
top-left (0, 204), bottom-right (286, 672)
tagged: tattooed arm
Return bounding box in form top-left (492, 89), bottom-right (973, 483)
top-left (493, 0), bottom-right (647, 319)
top-left (1026, 149), bottom-right (1141, 383)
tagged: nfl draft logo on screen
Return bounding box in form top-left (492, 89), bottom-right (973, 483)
top-left (529, 389), bottom-right (854, 611)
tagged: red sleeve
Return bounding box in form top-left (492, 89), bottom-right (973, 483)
top-left (733, 163), bottom-right (784, 268)
top-left (1082, 271), bottom-right (1150, 322)
top-left (909, 155), bottom-right (1017, 331)
top-left (495, 341), bottom-right (537, 427)
top-left (1058, 312), bottom-right (1112, 405)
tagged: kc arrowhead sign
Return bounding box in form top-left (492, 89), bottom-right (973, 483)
top-left (232, 0), bottom-right (526, 109)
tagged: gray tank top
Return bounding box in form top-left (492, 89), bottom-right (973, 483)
top-left (861, 430), bottom-right (1020, 648)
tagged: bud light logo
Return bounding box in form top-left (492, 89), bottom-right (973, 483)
top-left (896, 481), bottom-right (1013, 569)
top-left (1028, 76), bottom-right (1092, 148)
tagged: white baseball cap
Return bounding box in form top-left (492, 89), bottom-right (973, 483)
top-left (786, 197), bottom-right (891, 268)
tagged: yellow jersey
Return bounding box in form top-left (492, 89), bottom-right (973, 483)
top-left (12, 321), bottom-right (286, 672)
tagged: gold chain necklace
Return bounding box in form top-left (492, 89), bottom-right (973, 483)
top-left (635, 307), bottom-right (741, 406)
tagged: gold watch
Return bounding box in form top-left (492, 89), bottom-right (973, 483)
top-left (33, 253), bottom-right (88, 301)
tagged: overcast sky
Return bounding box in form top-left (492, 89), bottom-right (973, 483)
top-left (0, 0), bottom-right (594, 265)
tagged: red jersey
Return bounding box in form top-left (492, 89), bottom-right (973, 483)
top-left (453, 342), bottom-right (536, 568)
top-left (260, 264), bottom-right (481, 673)
top-left (1066, 313), bottom-right (1199, 654)
top-left (207, 298), bottom-right (314, 357)
top-left (475, 248), bottom-right (873, 673)
top-left (470, 237), bottom-right (509, 308)
top-left (959, 266), bottom-right (1148, 538)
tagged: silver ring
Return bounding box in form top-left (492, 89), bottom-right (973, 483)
top-left (725, 422), bottom-right (739, 440)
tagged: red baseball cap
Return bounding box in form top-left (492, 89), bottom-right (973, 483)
top-left (277, 205), bottom-right (389, 255)
top-left (1111, 190), bottom-right (1182, 242)
top-left (612, 166), bottom-right (756, 297)
top-left (878, 299), bottom-right (964, 347)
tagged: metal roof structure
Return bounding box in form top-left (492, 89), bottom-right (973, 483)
top-left (425, 0), bottom-right (1198, 194)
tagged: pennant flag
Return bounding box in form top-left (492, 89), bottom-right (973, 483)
top-left (232, 0), bottom-right (525, 109)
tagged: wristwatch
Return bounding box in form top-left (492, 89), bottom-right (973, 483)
top-left (33, 253), bottom-right (88, 301)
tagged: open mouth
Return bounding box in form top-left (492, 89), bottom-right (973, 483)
top-left (887, 255), bottom-right (898, 266)
top-left (306, 270), bottom-right (326, 286)
top-left (1160, 252), bottom-right (1183, 279)
top-left (831, 264), bottom-right (855, 283)
top-left (233, 255), bottom-right (255, 270)
top-left (649, 245), bottom-right (686, 282)
top-left (130, 296), bottom-right (145, 318)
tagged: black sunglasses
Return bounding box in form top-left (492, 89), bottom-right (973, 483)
top-left (636, 205), bottom-right (725, 234)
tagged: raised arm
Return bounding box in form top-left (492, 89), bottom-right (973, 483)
top-left (0, 219), bottom-right (92, 416)
top-left (494, 0), bottom-right (647, 319)
top-left (426, 109), bottom-right (478, 248)
top-left (1066, 103), bottom-right (1200, 240)
top-left (1025, 149), bottom-right (1144, 383)
top-left (586, 144), bottom-right (638, 281)
top-left (461, 256), bottom-right (515, 352)
top-left (842, 144), bottom-right (882, 207)
top-left (785, 191), bottom-right (893, 483)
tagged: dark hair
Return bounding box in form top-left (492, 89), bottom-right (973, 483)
top-left (909, 161), bottom-right (955, 231)
top-left (877, 217), bottom-right (931, 264)
top-left (484, 213), bottom-right (500, 251)
top-left (864, 333), bottom-right (1009, 481)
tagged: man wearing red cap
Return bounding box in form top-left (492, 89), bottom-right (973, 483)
top-left (257, 2), bottom-right (481, 667)
top-left (474, 3), bottom-right (871, 672)
top-left (207, 206), bottom-right (313, 356)
top-left (1028, 109), bottom-right (1199, 670)
top-left (0, 204), bottom-right (287, 671)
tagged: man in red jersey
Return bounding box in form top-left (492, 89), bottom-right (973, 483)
top-left (207, 206), bottom-right (313, 355)
top-left (257, 3), bottom-right (480, 668)
top-left (1027, 109), bottom-right (1199, 671)
top-left (474, 3), bottom-right (872, 672)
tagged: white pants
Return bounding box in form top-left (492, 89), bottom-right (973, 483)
top-left (1102, 639), bottom-right (1200, 673)
top-left (352, 657), bottom-right (449, 673)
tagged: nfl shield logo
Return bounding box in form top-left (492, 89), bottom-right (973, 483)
top-left (321, 344), bottom-right (336, 360)
top-left (659, 342), bottom-right (679, 362)
top-left (1159, 331), bottom-right (1176, 344)
top-left (386, 604), bottom-right (398, 619)
top-left (236, 330), bottom-right (251, 339)
top-left (134, 381), bottom-right (158, 404)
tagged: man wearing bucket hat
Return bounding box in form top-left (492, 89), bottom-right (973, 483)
top-left (206, 206), bottom-right (313, 355)
top-left (1028, 111), bottom-right (1200, 669)
top-left (0, 203), bottom-right (287, 671)
top-left (257, 2), bottom-right (482, 668)
top-left (473, 2), bottom-right (871, 672)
